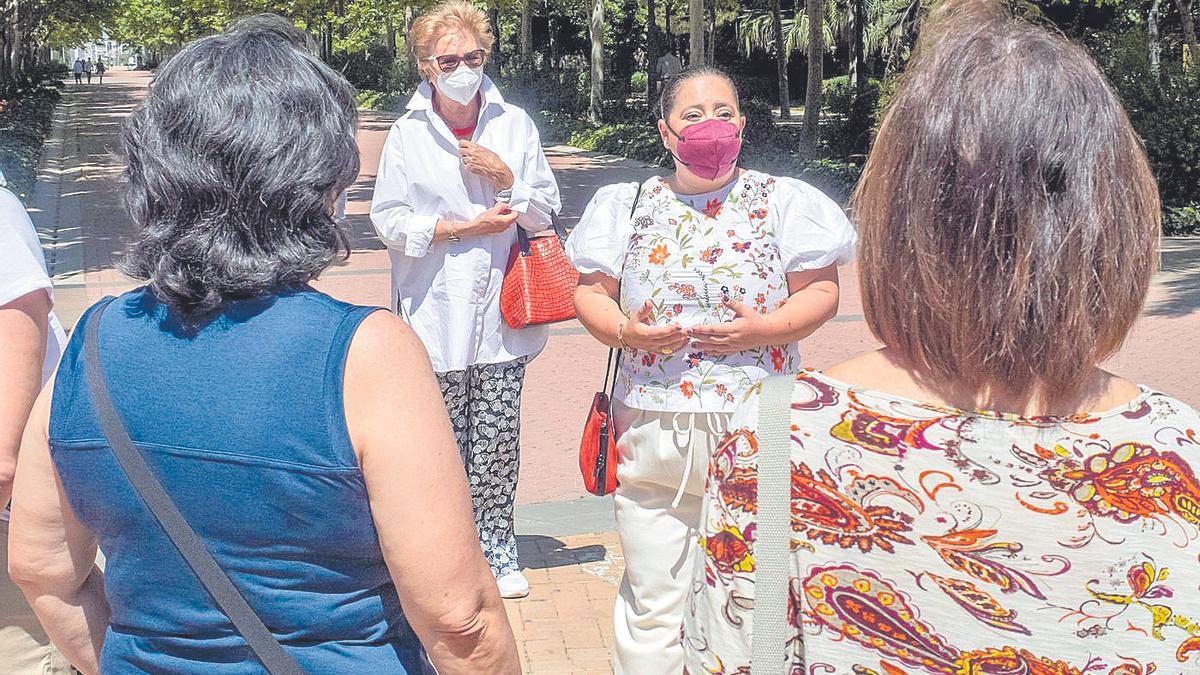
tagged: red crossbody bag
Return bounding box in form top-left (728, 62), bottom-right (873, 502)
top-left (578, 183), bottom-right (643, 496)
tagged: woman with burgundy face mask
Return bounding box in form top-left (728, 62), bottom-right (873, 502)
top-left (565, 66), bottom-right (858, 674)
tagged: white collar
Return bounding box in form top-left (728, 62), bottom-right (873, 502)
top-left (407, 74), bottom-right (505, 112)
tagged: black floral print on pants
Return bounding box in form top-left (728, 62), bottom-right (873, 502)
top-left (436, 357), bottom-right (527, 577)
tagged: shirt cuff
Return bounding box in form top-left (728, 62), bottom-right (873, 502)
top-left (403, 215), bottom-right (440, 258)
top-left (506, 176), bottom-right (535, 215)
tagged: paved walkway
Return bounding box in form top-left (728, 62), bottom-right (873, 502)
top-left (24, 69), bottom-right (1200, 673)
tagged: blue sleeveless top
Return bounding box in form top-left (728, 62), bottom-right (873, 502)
top-left (49, 287), bottom-right (423, 673)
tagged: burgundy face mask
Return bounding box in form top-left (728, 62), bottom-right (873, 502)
top-left (665, 118), bottom-right (743, 181)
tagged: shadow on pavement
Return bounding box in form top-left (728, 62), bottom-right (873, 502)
top-left (516, 534), bottom-right (607, 570)
top-left (1146, 239), bottom-right (1200, 318)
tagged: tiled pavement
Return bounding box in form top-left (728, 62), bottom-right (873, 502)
top-left (22, 69), bottom-right (1200, 674)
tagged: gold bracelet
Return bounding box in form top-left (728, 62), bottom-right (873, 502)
top-left (616, 319), bottom-right (628, 350)
top-left (447, 221), bottom-right (461, 243)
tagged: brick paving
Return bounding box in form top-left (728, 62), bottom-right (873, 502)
top-left (23, 69), bottom-right (1200, 673)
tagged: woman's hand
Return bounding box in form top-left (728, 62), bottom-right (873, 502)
top-left (465, 203), bottom-right (519, 237)
top-left (622, 301), bottom-right (690, 354)
top-left (688, 300), bottom-right (771, 355)
top-left (459, 141), bottom-right (515, 190)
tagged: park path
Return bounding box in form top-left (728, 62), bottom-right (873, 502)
top-left (24, 67), bottom-right (1200, 674)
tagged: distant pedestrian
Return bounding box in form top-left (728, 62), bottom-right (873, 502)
top-left (72, 59), bottom-right (83, 85)
top-left (655, 50), bottom-right (682, 93)
top-left (84, 59), bottom-right (93, 84)
top-left (95, 59), bottom-right (106, 84)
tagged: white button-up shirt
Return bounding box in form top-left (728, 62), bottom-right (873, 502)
top-left (370, 77), bottom-right (562, 373)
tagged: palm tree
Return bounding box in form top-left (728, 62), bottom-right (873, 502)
top-left (803, 0), bottom-right (824, 152)
top-left (647, 0), bottom-right (660, 101)
top-left (690, 0), bottom-right (705, 65)
top-left (590, 0), bottom-right (604, 122)
top-left (1178, 0), bottom-right (1199, 70)
top-left (771, 0), bottom-right (791, 118)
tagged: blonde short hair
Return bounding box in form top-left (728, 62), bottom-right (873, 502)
top-left (410, 1), bottom-right (495, 65)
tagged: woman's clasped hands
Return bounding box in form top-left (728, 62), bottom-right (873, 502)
top-left (623, 299), bottom-right (775, 357)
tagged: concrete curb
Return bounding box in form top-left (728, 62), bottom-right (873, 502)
top-left (515, 496), bottom-right (615, 537)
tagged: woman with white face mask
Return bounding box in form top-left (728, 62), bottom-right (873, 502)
top-left (370, 1), bottom-right (561, 601)
top-left (565, 66), bottom-right (858, 674)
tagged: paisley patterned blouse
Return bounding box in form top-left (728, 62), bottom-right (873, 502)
top-left (566, 172), bottom-right (857, 414)
top-left (683, 370), bottom-right (1200, 675)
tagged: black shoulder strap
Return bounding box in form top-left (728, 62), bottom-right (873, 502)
top-left (83, 299), bottom-right (306, 675)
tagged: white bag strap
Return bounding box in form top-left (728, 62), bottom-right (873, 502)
top-left (750, 375), bottom-right (796, 675)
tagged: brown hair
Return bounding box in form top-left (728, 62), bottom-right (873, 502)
top-left (850, 0), bottom-right (1160, 403)
top-left (409, 1), bottom-right (495, 79)
top-left (658, 65), bottom-right (740, 119)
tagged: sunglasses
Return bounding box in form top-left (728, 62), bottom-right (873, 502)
top-left (424, 49), bottom-right (486, 74)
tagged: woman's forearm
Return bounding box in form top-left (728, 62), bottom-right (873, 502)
top-left (24, 566), bottom-right (109, 675)
top-left (574, 286), bottom-right (627, 348)
top-left (423, 598), bottom-right (521, 674)
top-left (759, 284), bottom-right (840, 345)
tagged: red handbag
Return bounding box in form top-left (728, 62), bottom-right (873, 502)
top-left (501, 213), bottom-right (579, 329)
top-left (578, 183), bottom-right (643, 496)
top-left (580, 348), bottom-right (622, 496)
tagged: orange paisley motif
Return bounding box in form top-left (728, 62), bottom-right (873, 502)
top-left (792, 463), bottom-right (916, 553)
top-left (1042, 442), bottom-right (1200, 526)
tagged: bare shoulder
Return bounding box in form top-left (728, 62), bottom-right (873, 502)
top-left (345, 310), bottom-right (430, 379)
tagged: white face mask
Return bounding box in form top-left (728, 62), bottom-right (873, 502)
top-left (436, 64), bottom-right (484, 106)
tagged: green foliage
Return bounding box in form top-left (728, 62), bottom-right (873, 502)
top-left (0, 72), bottom-right (64, 200)
top-left (500, 67), bottom-right (591, 118)
top-left (631, 70), bottom-right (648, 92)
top-left (568, 123), bottom-right (669, 165)
top-left (1089, 28), bottom-right (1200, 209)
top-left (1164, 204), bottom-right (1200, 237)
top-left (354, 88), bottom-right (407, 112)
top-left (823, 75), bottom-right (881, 156)
top-left (1164, 205), bottom-right (1200, 237)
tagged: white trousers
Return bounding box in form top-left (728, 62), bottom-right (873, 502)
top-left (611, 401), bottom-right (731, 675)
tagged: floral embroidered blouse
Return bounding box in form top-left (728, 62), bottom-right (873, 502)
top-left (566, 172), bottom-right (857, 414)
top-left (683, 370), bottom-right (1200, 675)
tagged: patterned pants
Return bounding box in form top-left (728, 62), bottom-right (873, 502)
top-left (436, 357), bottom-right (527, 577)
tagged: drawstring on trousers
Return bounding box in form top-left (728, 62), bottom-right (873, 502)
top-left (668, 412), bottom-right (729, 509)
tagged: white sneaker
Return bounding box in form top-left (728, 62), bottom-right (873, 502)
top-left (496, 571), bottom-right (529, 599)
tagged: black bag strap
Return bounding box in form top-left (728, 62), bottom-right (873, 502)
top-left (83, 299), bottom-right (306, 675)
top-left (515, 211), bottom-right (570, 256)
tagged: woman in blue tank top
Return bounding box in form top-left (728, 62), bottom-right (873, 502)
top-left (6, 15), bottom-right (519, 675)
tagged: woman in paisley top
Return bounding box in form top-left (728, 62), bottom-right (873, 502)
top-left (683, 4), bottom-right (1200, 674)
top-left (566, 66), bottom-right (857, 674)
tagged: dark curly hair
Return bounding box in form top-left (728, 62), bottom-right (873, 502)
top-left (118, 14), bottom-right (359, 316)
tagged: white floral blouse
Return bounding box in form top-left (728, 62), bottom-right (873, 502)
top-left (566, 171), bottom-right (857, 413)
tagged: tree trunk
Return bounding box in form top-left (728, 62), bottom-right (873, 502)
top-left (590, 0), bottom-right (604, 122)
top-left (689, 0), bottom-right (705, 66)
top-left (647, 0), bottom-right (659, 103)
top-left (1178, 0), bottom-right (1198, 71)
top-left (520, 0), bottom-right (531, 58)
top-left (802, 0), bottom-right (824, 155)
top-left (705, 0), bottom-right (716, 64)
top-left (849, 0), bottom-right (865, 94)
top-left (489, 4), bottom-right (503, 74)
top-left (548, 0), bottom-right (559, 68)
top-left (665, 0), bottom-right (674, 53)
top-left (1149, 0), bottom-right (1161, 79)
top-left (771, 0), bottom-right (790, 118)
top-left (386, 15), bottom-right (397, 60)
